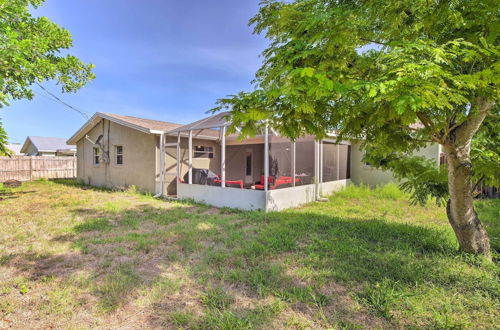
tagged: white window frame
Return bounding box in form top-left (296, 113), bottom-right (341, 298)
top-left (193, 145), bottom-right (214, 159)
top-left (115, 145), bottom-right (124, 165)
top-left (93, 147), bottom-right (100, 166)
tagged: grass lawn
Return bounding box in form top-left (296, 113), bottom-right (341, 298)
top-left (0, 180), bottom-right (498, 329)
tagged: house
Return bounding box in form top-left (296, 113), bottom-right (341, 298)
top-left (6, 144), bottom-right (23, 156)
top-left (68, 112), bottom-right (440, 211)
top-left (20, 136), bottom-right (76, 156)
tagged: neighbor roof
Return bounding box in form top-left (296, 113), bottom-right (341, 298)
top-left (6, 144), bottom-right (23, 155)
top-left (21, 136), bottom-right (76, 153)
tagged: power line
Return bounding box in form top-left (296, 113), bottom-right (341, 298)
top-left (35, 83), bottom-right (90, 120)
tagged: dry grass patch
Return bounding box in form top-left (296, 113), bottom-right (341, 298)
top-left (0, 180), bottom-right (498, 329)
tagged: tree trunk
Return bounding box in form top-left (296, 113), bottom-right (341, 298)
top-left (443, 143), bottom-right (491, 258)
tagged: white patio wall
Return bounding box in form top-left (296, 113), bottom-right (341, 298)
top-left (177, 179), bottom-right (350, 211)
top-left (177, 183), bottom-right (266, 210)
top-left (266, 179), bottom-right (351, 211)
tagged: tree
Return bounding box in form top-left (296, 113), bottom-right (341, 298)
top-left (0, 0), bottom-right (95, 151)
top-left (214, 0), bottom-right (499, 258)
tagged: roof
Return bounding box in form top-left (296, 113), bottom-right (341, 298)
top-left (167, 112), bottom-right (231, 133)
top-left (101, 112), bottom-right (182, 132)
top-left (21, 136), bottom-right (76, 153)
top-left (67, 112), bottom-right (183, 144)
top-left (6, 144), bottom-right (23, 155)
top-left (67, 112), bottom-right (221, 145)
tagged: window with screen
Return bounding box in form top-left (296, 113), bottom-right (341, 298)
top-left (115, 145), bottom-right (123, 165)
top-left (194, 146), bottom-right (214, 158)
top-left (93, 147), bottom-right (100, 165)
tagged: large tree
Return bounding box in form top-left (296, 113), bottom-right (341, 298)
top-left (0, 0), bottom-right (94, 154)
top-left (215, 0), bottom-right (499, 257)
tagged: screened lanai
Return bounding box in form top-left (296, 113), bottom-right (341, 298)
top-left (161, 112), bottom-right (351, 211)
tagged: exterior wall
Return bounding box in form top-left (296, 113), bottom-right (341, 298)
top-left (350, 142), bottom-right (441, 186)
top-left (178, 183), bottom-right (266, 210)
top-left (267, 179), bottom-right (350, 211)
top-left (76, 119), bottom-right (157, 192)
top-left (226, 144), bottom-right (264, 184)
top-left (157, 135), bottom-right (221, 195)
top-left (177, 179), bottom-right (350, 211)
top-left (23, 143), bottom-right (39, 156)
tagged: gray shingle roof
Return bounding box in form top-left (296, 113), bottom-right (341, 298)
top-left (24, 136), bottom-right (75, 152)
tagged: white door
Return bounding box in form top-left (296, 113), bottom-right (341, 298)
top-left (245, 149), bottom-right (253, 184)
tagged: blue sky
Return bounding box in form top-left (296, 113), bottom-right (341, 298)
top-left (4, 0), bottom-right (267, 144)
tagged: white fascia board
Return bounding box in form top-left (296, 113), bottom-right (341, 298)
top-left (67, 112), bottom-right (155, 145)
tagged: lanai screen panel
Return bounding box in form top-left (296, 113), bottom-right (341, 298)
top-left (180, 128), bottom-right (221, 186)
top-left (338, 144), bottom-right (351, 180)
top-left (322, 141), bottom-right (338, 182)
top-left (294, 136), bottom-right (315, 186)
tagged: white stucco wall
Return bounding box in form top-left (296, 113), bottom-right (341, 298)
top-left (266, 179), bottom-right (350, 211)
top-left (177, 183), bottom-right (266, 210)
top-left (350, 143), bottom-right (441, 186)
top-left (76, 119), bottom-right (157, 192)
top-left (178, 179), bottom-right (350, 211)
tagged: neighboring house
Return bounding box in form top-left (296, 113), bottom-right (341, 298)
top-left (6, 144), bottom-right (23, 156)
top-left (68, 112), bottom-right (441, 211)
top-left (20, 136), bottom-right (76, 156)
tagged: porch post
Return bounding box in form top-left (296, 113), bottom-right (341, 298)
top-left (221, 126), bottom-right (226, 188)
top-left (337, 144), bottom-right (340, 180)
top-left (320, 140), bottom-right (323, 183)
top-left (188, 130), bottom-right (193, 184)
top-left (154, 133), bottom-right (165, 198)
top-left (264, 122), bottom-right (269, 193)
top-left (291, 141), bottom-right (296, 187)
top-left (314, 140), bottom-right (320, 199)
top-left (177, 132), bottom-right (181, 185)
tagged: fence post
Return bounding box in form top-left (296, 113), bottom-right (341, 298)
top-left (29, 157), bottom-right (33, 181)
top-left (73, 154), bottom-right (76, 178)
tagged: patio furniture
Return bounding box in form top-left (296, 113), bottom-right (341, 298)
top-left (214, 178), bottom-right (244, 189)
top-left (254, 175), bottom-right (299, 190)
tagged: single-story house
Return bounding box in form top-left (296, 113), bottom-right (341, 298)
top-left (21, 136), bottom-right (76, 156)
top-left (6, 144), bottom-right (23, 156)
top-left (68, 112), bottom-right (440, 211)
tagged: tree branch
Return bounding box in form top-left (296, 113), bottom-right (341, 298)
top-left (455, 98), bottom-right (495, 145)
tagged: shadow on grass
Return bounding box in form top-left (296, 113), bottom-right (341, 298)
top-left (1, 197), bottom-right (498, 328)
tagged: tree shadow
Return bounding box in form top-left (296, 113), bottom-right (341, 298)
top-left (1, 199), bottom-right (496, 328)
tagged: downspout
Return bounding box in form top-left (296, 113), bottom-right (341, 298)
top-left (154, 133), bottom-right (165, 198)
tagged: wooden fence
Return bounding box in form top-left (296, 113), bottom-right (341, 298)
top-left (0, 156), bottom-right (77, 182)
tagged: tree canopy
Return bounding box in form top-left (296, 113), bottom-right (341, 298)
top-left (216, 0), bottom-right (498, 144)
top-left (214, 0), bottom-right (499, 256)
top-left (0, 0), bottom-right (94, 154)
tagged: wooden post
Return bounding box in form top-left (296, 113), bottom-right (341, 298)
top-left (221, 126), bottom-right (226, 188)
top-left (73, 153), bottom-right (76, 178)
top-left (29, 156), bottom-right (33, 181)
top-left (188, 130), bottom-right (193, 184)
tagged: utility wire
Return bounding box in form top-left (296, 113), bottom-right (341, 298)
top-left (35, 83), bottom-right (90, 120)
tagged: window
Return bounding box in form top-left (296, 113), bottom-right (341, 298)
top-left (115, 145), bottom-right (123, 165)
top-left (93, 147), bottom-right (100, 165)
top-left (194, 146), bottom-right (214, 158)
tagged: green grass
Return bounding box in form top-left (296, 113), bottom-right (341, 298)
top-left (0, 179), bottom-right (498, 328)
